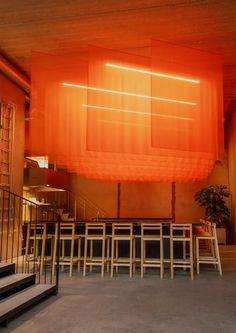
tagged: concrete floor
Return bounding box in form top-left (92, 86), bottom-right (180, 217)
top-left (2, 267), bottom-right (236, 333)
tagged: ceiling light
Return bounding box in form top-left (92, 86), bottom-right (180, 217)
top-left (62, 83), bottom-right (197, 106)
top-left (106, 63), bottom-right (200, 84)
top-left (82, 104), bottom-right (194, 121)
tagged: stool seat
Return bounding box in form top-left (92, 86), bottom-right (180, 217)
top-left (86, 234), bottom-right (109, 240)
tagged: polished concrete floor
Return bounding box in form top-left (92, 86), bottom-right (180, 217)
top-left (2, 262), bottom-right (236, 333)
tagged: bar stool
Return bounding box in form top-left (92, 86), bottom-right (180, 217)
top-left (195, 221), bottom-right (222, 275)
top-left (141, 223), bottom-right (164, 279)
top-left (83, 223), bottom-right (108, 277)
top-left (170, 223), bottom-right (194, 280)
top-left (111, 223), bottom-right (135, 278)
top-left (52, 222), bottom-right (81, 277)
top-left (24, 222), bottom-right (51, 274)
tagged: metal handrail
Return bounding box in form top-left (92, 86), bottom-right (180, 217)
top-left (0, 187), bottom-right (59, 288)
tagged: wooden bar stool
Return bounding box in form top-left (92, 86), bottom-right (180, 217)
top-left (52, 222), bottom-right (81, 277)
top-left (83, 223), bottom-right (108, 277)
top-left (170, 223), bottom-right (194, 280)
top-left (141, 223), bottom-right (164, 279)
top-left (24, 222), bottom-right (51, 274)
top-left (195, 221), bottom-right (222, 275)
top-left (111, 223), bottom-right (135, 278)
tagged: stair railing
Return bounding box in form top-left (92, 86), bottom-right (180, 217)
top-left (0, 187), bottom-right (60, 289)
top-left (66, 190), bottom-right (108, 221)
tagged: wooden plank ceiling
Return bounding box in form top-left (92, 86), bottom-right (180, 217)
top-left (0, 0), bottom-right (235, 110)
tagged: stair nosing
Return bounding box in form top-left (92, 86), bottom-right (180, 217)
top-left (0, 263), bottom-right (15, 274)
top-left (0, 263), bottom-right (15, 268)
top-left (0, 284), bottom-right (56, 322)
top-left (0, 273), bottom-right (35, 292)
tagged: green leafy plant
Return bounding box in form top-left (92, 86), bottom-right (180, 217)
top-left (194, 184), bottom-right (230, 227)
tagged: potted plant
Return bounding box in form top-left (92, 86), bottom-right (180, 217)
top-left (194, 184), bottom-right (230, 244)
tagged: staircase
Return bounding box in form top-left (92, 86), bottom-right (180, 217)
top-left (23, 186), bottom-right (108, 221)
top-left (0, 263), bottom-right (56, 327)
top-left (0, 187), bottom-right (60, 327)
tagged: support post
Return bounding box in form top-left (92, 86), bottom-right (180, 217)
top-left (171, 182), bottom-right (176, 222)
top-left (117, 182), bottom-right (121, 218)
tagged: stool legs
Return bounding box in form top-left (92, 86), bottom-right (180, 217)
top-left (132, 239), bottom-right (136, 274)
top-left (129, 239), bottom-right (133, 278)
top-left (195, 222), bottom-right (222, 276)
top-left (90, 240), bottom-right (93, 273)
top-left (140, 224), bottom-right (163, 279)
top-left (78, 238), bottom-right (81, 272)
top-left (83, 223), bottom-right (107, 277)
top-left (170, 234), bottom-right (174, 280)
top-left (106, 237), bottom-right (110, 273)
top-left (160, 237), bottom-right (164, 279)
top-left (115, 240), bottom-right (118, 273)
top-left (190, 238), bottom-right (194, 280)
top-left (69, 238), bottom-right (74, 277)
top-left (214, 239), bottom-right (222, 275)
top-left (111, 237), bottom-right (115, 278)
top-left (52, 237), bottom-right (57, 277)
top-left (101, 237), bottom-right (106, 277)
top-left (83, 238), bottom-right (88, 277)
top-left (196, 238), bottom-right (200, 274)
top-left (110, 239), bottom-right (134, 278)
top-left (83, 238), bottom-right (107, 277)
top-left (170, 224), bottom-right (194, 280)
top-left (40, 236), bottom-right (46, 275)
top-left (61, 240), bottom-right (65, 272)
top-left (196, 236), bottom-right (222, 276)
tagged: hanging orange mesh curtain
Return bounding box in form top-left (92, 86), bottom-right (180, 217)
top-left (28, 41), bottom-right (223, 182)
top-left (151, 40), bottom-right (223, 157)
top-left (29, 52), bottom-right (88, 169)
top-left (86, 46), bottom-right (152, 156)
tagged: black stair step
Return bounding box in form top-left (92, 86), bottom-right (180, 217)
top-left (0, 284), bottom-right (57, 326)
top-left (0, 263), bottom-right (15, 277)
top-left (0, 273), bottom-right (36, 299)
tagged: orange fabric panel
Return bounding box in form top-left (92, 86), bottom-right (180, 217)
top-left (28, 41), bottom-right (223, 182)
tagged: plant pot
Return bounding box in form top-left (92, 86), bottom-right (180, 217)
top-left (216, 227), bottom-right (226, 245)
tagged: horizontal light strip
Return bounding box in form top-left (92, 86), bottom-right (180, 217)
top-left (82, 104), bottom-right (194, 121)
top-left (63, 83), bottom-right (197, 106)
top-left (106, 63), bottom-right (200, 84)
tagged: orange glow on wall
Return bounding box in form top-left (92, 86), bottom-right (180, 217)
top-left (28, 41), bottom-right (223, 182)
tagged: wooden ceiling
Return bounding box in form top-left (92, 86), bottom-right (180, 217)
top-left (0, 0), bottom-right (235, 108)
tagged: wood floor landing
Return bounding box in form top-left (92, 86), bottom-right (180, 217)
top-left (220, 245), bottom-right (236, 271)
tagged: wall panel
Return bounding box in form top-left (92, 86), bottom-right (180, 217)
top-left (0, 73), bottom-right (25, 195)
